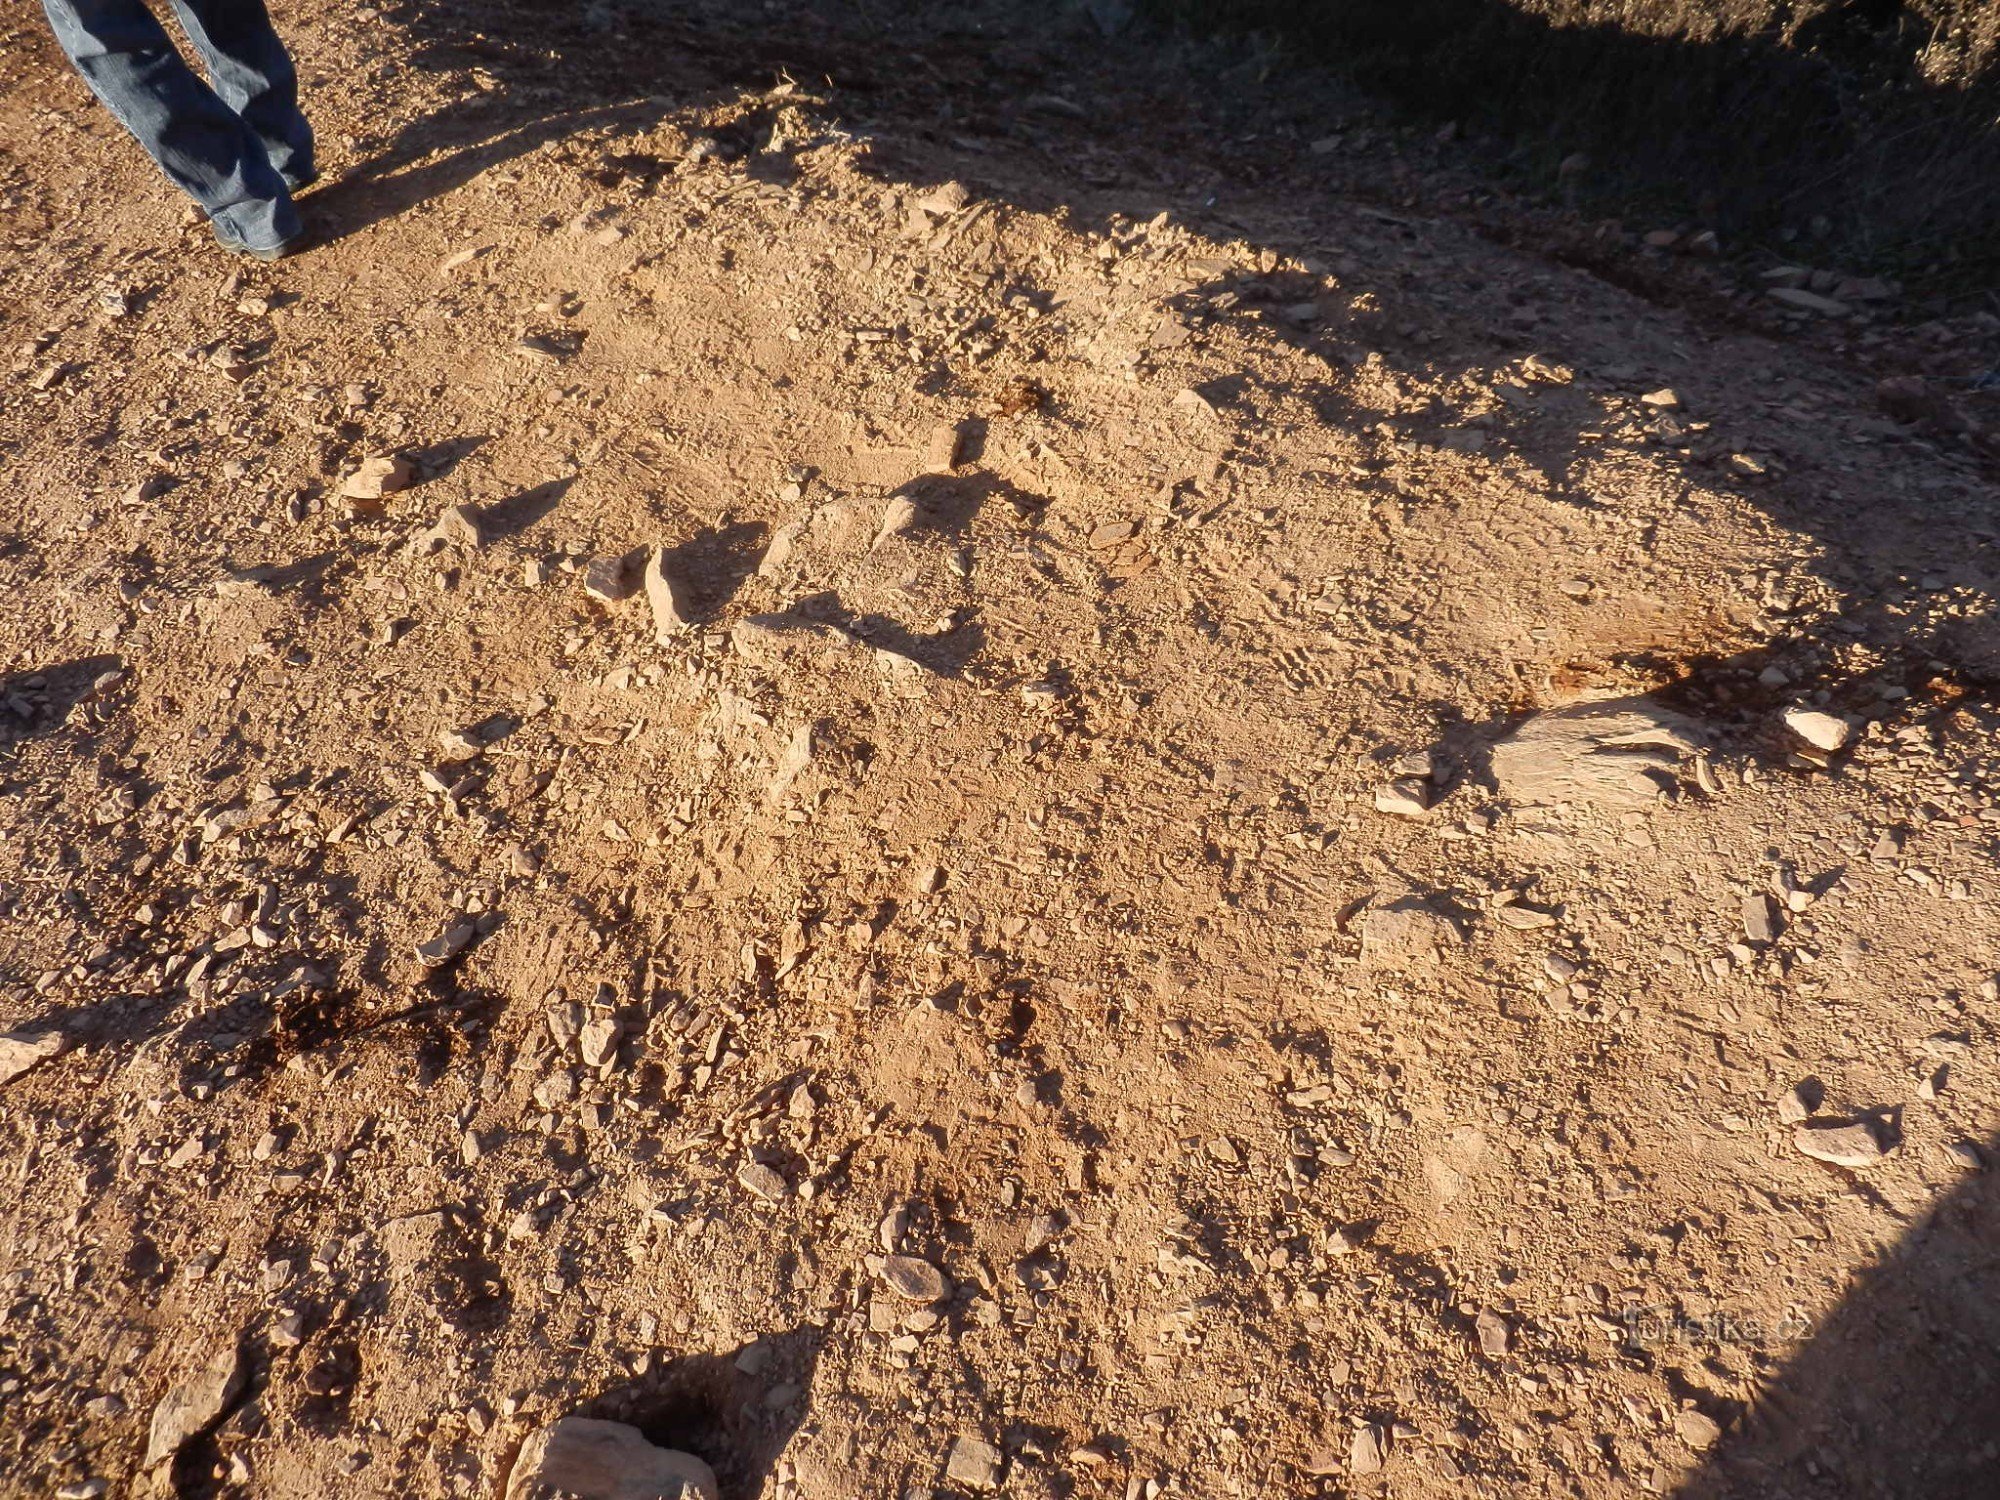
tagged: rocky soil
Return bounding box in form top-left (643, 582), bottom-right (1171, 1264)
top-left (1, 2), bottom-right (1997, 1498)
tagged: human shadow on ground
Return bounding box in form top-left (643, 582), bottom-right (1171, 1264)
top-left (1669, 1129), bottom-right (2000, 1499)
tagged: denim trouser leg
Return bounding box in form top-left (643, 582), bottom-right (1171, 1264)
top-left (167, 0), bottom-right (315, 188)
top-left (40, 0), bottom-right (304, 252)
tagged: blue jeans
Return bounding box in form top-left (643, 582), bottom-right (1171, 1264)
top-left (42, 0), bottom-right (313, 253)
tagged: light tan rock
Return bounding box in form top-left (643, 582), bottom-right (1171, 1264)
top-left (1349, 1422), bottom-right (1387, 1475)
top-left (874, 494), bottom-right (921, 548)
top-left (505, 1417), bottom-right (717, 1500)
top-left (416, 921), bottom-right (476, 967)
top-left (1795, 1120), bottom-right (1892, 1168)
top-left (0, 1028), bottom-right (65, 1086)
top-left (922, 422), bottom-right (966, 475)
top-left (583, 551), bottom-right (642, 603)
top-left (1373, 779), bottom-right (1430, 817)
top-left (737, 1161), bottom-right (788, 1202)
top-left (1360, 898), bottom-right (1463, 969)
top-left (881, 1253), bottom-right (949, 1302)
top-left (1781, 708), bottom-right (1851, 752)
top-left (1491, 696), bottom-right (1700, 811)
top-left (1676, 1409), bottom-right (1723, 1450)
top-left (146, 1343), bottom-right (244, 1467)
top-left (429, 503), bottom-right (486, 549)
top-left (944, 1436), bottom-right (1003, 1490)
top-left (340, 453), bottom-right (414, 501)
top-left (579, 1017), bottom-right (622, 1069)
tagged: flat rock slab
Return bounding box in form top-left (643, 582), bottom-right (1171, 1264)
top-left (1491, 696), bottom-right (1700, 812)
top-left (944, 1435), bottom-right (1004, 1489)
top-left (341, 453), bottom-right (414, 501)
top-left (881, 1253), bottom-right (950, 1302)
top-left (1360, 898), bottom-right (1464, 969)
top-left (0, 1028), bottom-right (65, 1086)
top-left (1373, 778), bottom-right (1430, 817)
top-left (146, 1343), bottom-right (245, 1467)
top-left (1795, 1119), bottom-right (1893, 1168)
top-left (506, 1417), bottom-right (718, 1500)
top-left (1349, 1422), bottom-right (1388, 1475)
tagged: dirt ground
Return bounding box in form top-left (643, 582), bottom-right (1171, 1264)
top-left (2, 2), bottom-right (1998, 1497)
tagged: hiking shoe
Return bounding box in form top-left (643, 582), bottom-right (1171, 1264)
top-left (214, 224), bottom-right (312, 261)
top-left (249, 232), bottom-right (310, 262)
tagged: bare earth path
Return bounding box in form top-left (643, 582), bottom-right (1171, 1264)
top-left (1, 2), bottom-right (1998, 1497)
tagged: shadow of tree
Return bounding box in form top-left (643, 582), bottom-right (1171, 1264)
top-left (1133, 0), bottom-right (2000, 288)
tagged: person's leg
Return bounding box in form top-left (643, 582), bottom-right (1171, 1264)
top-left (40, 0), bottom-right (299, 252)
top-left (166, 0), bottom-right (315, 191)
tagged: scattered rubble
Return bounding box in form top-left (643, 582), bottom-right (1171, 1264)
top-left (0, 7), bottom-right (1992, 1499)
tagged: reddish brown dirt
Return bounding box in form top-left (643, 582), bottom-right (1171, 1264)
top-left (2, 3), bottom-right (1998, 1499)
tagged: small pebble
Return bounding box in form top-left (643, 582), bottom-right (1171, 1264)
top-left (736, 1161), bottom-right (789, 1203)
top-left (1794, 1120), bottom-right (1892, 1168)
top-left (1782, 708), bottom-right (1851, 752)
top-left (880, 1254), bottom-right (950, 1303)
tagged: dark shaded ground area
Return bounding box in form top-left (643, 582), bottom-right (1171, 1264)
top-left (1134, 0), bottom-right (2000, 292)
top-left (1678, 1132), bottom-right (2000, 1497)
